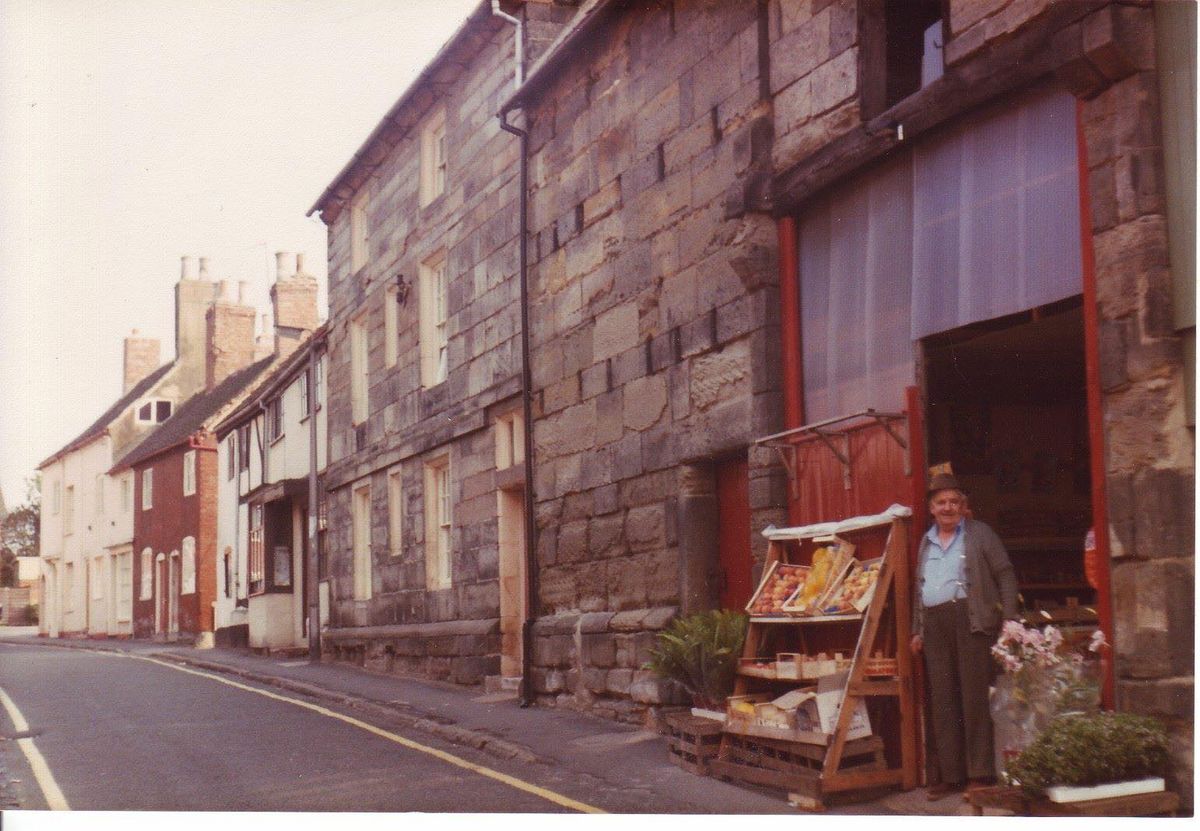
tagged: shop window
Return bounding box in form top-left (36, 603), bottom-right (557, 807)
top-left (238, 424), bottom-right (251, 472)
top-left (142, 469), bottom-right (153, 510)
top-left (223, 547), bottom-right (233, 599)
top-left (249, 504), bottom-right (264, 595)
top-left (117, 551), bottom-right (132, 621)
top-left (859, 0), bottom-right (945, 120)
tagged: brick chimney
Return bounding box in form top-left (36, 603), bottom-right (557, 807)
top-left (254, 312), bottom-right (274, 361)
top-left (175, 255), bottom-right (217, 396)
top-left (205, 278), bottom-right (257, 390)
top-left (122, 329), bottom-right (161, 394)
top-left (270, 251), bottom-right (319, 357)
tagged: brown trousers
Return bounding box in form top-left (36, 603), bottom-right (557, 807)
top-left (922, 599), bottom-right (996, 783)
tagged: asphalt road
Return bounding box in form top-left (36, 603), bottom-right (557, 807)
top-left (0, 642), bottom-right (584, 813)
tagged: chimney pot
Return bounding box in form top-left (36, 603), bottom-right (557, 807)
top-left (181, 256), bottom-right (194, 280)
top-left (295, 252), bottom-right (306, 275)
top-left (217, 279), bottom-right (233, 302)
top-left (198, 257), bottom-right (211, 280)
top-left (275, 251), bottom-right (287, 280)
top-left (238, 281), bottom-right (250, 305)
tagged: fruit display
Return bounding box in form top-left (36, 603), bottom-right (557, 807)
top-left (814, 558), bottom-right (881, 615)
top-left (746, 563), bottom-right (809, 616)
top-left (782, 539), bottom-right (857, 614)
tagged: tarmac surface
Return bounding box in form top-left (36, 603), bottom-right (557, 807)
top-left (0, 627), bottom-right (992, 817)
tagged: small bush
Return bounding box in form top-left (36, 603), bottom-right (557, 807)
top-left (1006, 711), bottom-right (1169, 793)
top-left (645, 610), bottom-right (747, 709)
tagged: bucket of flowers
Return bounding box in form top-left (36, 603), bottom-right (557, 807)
top-left (989, 620), bottom-right (1107, 770)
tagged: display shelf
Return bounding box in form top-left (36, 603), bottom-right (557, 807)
top-left (749, 614), bottom-right (864, 624)
top-left (715, 516), bottom-right (917, 810)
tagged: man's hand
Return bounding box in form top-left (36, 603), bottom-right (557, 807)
top-left (910, 634), bottom-right (923, 655)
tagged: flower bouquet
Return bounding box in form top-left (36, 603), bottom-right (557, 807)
top-left (990, 620), bottom-right (1107, 772)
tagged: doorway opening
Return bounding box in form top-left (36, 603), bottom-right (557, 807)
top-left (497, 486), bottom-right (527, 682)
top-left (923, 299), bottom-right (1097, 630)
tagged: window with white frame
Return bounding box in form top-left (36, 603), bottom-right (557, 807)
top-left (142, 468), bottom-right (153, 510)
top-left (226, 434), bottom-right (236, 480)
top-left (315, 357), bottom-right (324, 411)
top-left (117, 551), bottom-right (132, 620)
top-left (387, 468), bottom-right (403, 558)
top-left (120, 475), bottom-right (131, 513)
top-left (351, 315), bottom-right (369, 425)
top-left (494, 410), bottom-right (526, 470)
top-left (267, 396), bottom-right (284, 442)
top-left (350, 187), bottom-right (370, 273)
top-left (385, 286), bottom-right (399, 368)
top-left (300, 369), bottom-right (311, 418)
top-left (140, 548), bottom-right (153, 600)
top-left (136, 399), bottom-right (172, 424)
top-left (352, 482), bottom-right (373, 600)
top-left (63, 485), bottom-right (74, 534)
top-left (238, 424), bottom-right (251, 471)
top-left (420, 108), bottom-right (447, 206)
top-left (183, 450), bottom-right (196, 496)
top-left (419, 252), bottom-right (449, 387)
top-left (423, 456), bottom-right (451, 590)
top-left (249, 503), bottom-right (265, 595)
top-left (181, 536), bottom-right (196, 595)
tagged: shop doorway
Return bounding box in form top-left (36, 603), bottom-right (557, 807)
top-left (716, 455), bottom-right (753, 610)
top-left (922, 299), bottom-right (1097, 629)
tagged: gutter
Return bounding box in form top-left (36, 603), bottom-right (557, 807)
top-left (495, 5), bottom-right (538, 706)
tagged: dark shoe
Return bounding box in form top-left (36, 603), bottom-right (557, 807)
top-left (926, 782), bottom-right (962, 801)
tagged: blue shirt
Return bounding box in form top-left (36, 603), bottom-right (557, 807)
top-left (921, 520), bottom-right (968, 608)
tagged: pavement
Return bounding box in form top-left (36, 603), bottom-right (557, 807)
top-left (0, 627), bottom-right (991, 816)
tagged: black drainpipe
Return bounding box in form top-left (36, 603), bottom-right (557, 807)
top-left (499, 104), bottom-right (538, 708)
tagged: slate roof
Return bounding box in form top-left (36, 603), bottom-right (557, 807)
top-left (111, 356), bottom-right (276, 473)
top-left (214, 325), bottom-right (326, 439)
top-left (38, 362), bottom-right (174, 469)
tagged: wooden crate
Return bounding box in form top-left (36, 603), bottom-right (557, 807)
top-left (710, 732), bottom-right (885, 794)
top-left (664, 713), bottom-right (723, 776)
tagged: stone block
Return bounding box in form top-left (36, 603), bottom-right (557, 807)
top-left (679, 310), bottom-right (717, 359)
top-left (641, 426), bottom-right (676, 473)
top-left (543, 373), bottom-right (581, 414)
top-left (645, 548), bottom-right (680, 606)
top-left (629, 670), bottom-right (671, 704)
top-left (593, 302), bottom-right (640, 362)
top-left (580, 361), bottom-right (610, 399)
top-left (582, 666), bottom-right (609, 694)
top-left (609, 609), bottom-right (647, 632)
top-left (610, 343), bottom-right (651, 387)
top-left (580, 611), bottom-right (615, 634)
top-left (1132, 467), bottom-right (1194, 560)
top-left (576, 559), bottom-right (610, 613)
top-left (589, 512), bottom-right (626, 558)
top-left (537, 667), bottom-right (566, 693)
top-left (611, 432), bottom-right (644, 482)
top-left (605, 668), bottom-right (634, 696)
top-left (650, 329), bottom-right (679, 374)
top-left (690, 338), bottom-right (751, 412)
top-left (557, 519), bottom-right (590, 564)
top-left (607, 558), bottom-right (649, 611)
top-left (583, 178), bottom-right (623, 229)
top-left (583, 632), bottom-right (617, 668)
top-left (771, 5), bottom-right (832, 94)
top-left (452, 655), bottom-right (499, 686)
top-left (1116, 677), bottom-right (1195, 722)
top-left (623, 373), bottom-right (669, 431)
top-left (625, 504), bottom-right (666, 552)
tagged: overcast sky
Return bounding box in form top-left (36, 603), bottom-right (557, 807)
top-left (0, 0), bottom-right (482, 506)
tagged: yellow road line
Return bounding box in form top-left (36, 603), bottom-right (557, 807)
top-left (119, 653), bottom-right (605, 814)
top-left (0, 685), bottom-right (71, 810)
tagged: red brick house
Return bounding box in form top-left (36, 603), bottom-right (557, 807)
top-left (111, 283), bottom-right (276, 644)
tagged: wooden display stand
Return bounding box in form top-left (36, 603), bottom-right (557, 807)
top-left (966, 785), bottom-right (1180, 817)
top-left (710, 516), bottom-right (918, 810)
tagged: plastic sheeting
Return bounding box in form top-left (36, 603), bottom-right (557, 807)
top-left (798, 87), bottom-right (1082, 423)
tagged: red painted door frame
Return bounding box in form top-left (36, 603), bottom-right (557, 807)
top-left (716, 456), bottom-right (753, 610)
top-left (1075, 99), bottom-right (1115, 708)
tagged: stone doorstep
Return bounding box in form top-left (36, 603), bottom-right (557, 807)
top-left (483, 674), bottom-right (522, 695)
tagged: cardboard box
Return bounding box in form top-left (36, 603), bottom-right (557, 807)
top-left (813, 670), bottom-right (872, 740)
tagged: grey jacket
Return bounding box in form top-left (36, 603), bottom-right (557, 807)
top-left (912, 518), bottom-right (1019, 637)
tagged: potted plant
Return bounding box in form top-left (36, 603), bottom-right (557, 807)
top-left (646, 609), bottom-right (747, 718)
top-left (1004, 711), bottom-right (1170, 803)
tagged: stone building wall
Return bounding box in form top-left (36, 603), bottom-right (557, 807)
top-left (317, 12), bottom-right (544, 686)
top-left (521, 0), bottom-right (789, 722)
top-left (765, 0), bottom-right (1194, 800)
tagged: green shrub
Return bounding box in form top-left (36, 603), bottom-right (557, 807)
top-left (645, 610), bottom-right (747, 709)
top-left (1006, 711), bottom-right (1169, 793)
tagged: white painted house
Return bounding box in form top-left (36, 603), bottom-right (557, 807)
top-left (37, 257), bottom-right (261, 639)
top-left (213, 256), bottom-right (324, 651)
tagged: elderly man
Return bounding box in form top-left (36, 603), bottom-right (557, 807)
top-left (910, 472), bottom-right (1019, 800)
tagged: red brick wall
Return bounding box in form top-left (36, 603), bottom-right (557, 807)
top-left (131, 437), bottom-right (218, 638)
